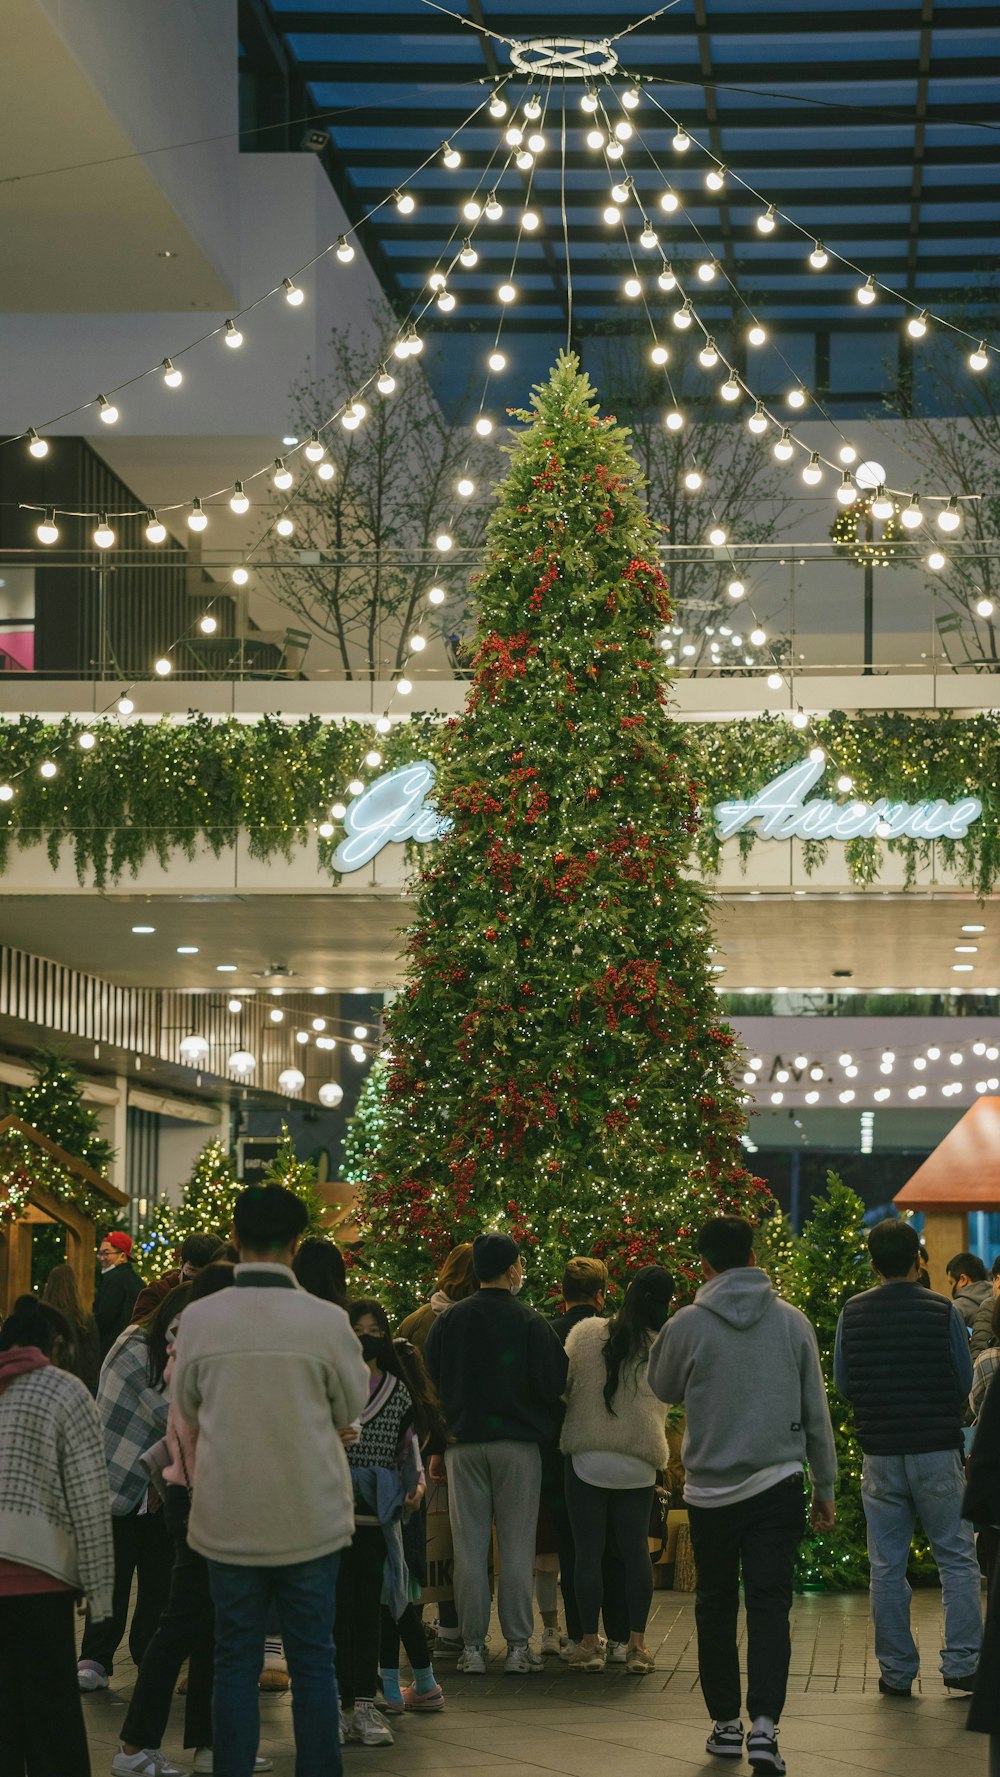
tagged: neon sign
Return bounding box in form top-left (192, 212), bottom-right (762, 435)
top-left (331, 756), bottom-right (982, 874)
top-left (714, 758), bottom-right (982, 843)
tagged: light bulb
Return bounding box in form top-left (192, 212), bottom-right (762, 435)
top-left (673, 301), bottom-right (692, 329)
top-left (456, 477), bottom-right (475, 497)
top-left (901, 495), bottom-right (924, 529)
top-left (410, 634), bottom-right (427, 652)
top-left (498, 282), bottom-right (517, 303)
top-left (683, 469), bottom-right (703, 492)
top-left (657, 264), bottom-right (677, 291)
top-left (435, 532), bottom-right (453, 552)
top-left (40, 760), bottom-right (57, 778)
top-left (231, 566), bottom-right (250, 585)
top-left (709, 525), bottom-right (727, 547)
top-left (336, 236), bottom-right (355, 263)
top-left (787, 386), bottom-right (807, 409)
top-left (802, 453), bottom-right (822, 485)
top-left (792, 711), bottom-right (809, 729)
top-left (767, 672), bottom-right (782, 689)
top-left (274, 517), bottom-right (294, 538)
top-left (463, 198), bottom-right (482, 223)
top-left (430, 270), bottom-right (447, 291)
top-left (868, 486), bottom-right (893, 520)
top-left (283, 277), bottom-right (304, 306)
top-left (937, 496), bottom-right (961, 532)
top-left (623, 276), bottom-right (641, 299)
top-left (697, 259), bottom-right (719, 282)
top-left (97, 395), bottom-right (118, 424)
top-left (436, 290), bottom-right (456, 313)
top-left (474, 415), bottom-right (494, 437)
top-left (659, 190), bottom-right (680, 213)
top-left (93, 515), bottom-right (115, 549)
top-left (488, 349), bottom-right (506, 371)
top-left (586, 128), bottom-right (605, 150)
top-left (839, 445), bottom-right (858, 466)
top-left (773, 429), bottom-right (793, 462)
top-left (664, 408), bottom-right (684, 432)
top-left (305, 431), bottom-right (325, 462)
top-left (516, 149), bottom-right (533, 169)
top-left (187, 498), bottom-right (208, 531)
top-left (376, 716), bottom-right (391, 734)
top-left (639, 223), bottom-right (658, 250)
top-left (606, 141), bottom-right (624, 161)
top-left (970, 341), bottom-right (989, 372)
top-left (272, 457), bottom-right (293, 489)
top-left (581, 91), bottom-right (599, 114)
top-left (522, 210), bottom-right (540, 232)
top-left (459, 241), bottom-right (479, 267)
top-left (976, 596), bottom-right (994, 617)
top-left (927, 550), bottom-right (946, 571)
top-left (397, 676), bottom-right (412, 695)
top-left (748, 402), bottom-right (768, 435)
top-left (224, 319), bottom-right (243, 347)
top-left (145, 509), bottom-right (167, 543)
top-left (229, 481), bottom-right (250, 515)
top-left (747, 322), bottom-right (767, 347)
top-left (611, 181), bottom-right (630, 204)
top-left (117, 697), bottom-right (134, 715)
top-left (154, 656), bottom-right (172, 677)
top-left (650, 343), bottom-right (669, 366)
top-left (706, 166), bottom-right (725, 191)
top-left (622, 87), bottom-right (640, 110)
top-left (699, 338), bottom-right (719, 369)
top-left (527, 132), bottom-right (545, 153)
top-left (756, 205), bottom-right (776, 234)
top-left (907, 308), bottom-right (928, 339)
top-left (505, 125), bottom-right (523, 146)
top-left (331, 801), bottom-right (347, 821)
top-left (523, 97), bottom-right (542, 120)
top-left (614, 120), bottom-right (632, 142)
top-left (857, 274), bottom-right (877, 305)
top-left (720, 374), bottom-right (741, 402)
top-left (27, 427), bottom-right (49, 457)
top-left (485, 192), bottom-right (503, 220)
top-left (837, 472), bottom-right (857, 506)
top-left (395, 189), bottom-right (416, 215)
top-left (316, 460), bottom-right (335, 482)
top-left (36, 509), bottom-right (59, 545)
top-left (603, 205), bottom-right (621, 226)
top-left (79, 731), bottom-right (95, 750)
top-left (428, 585), bottom-right (446, 605)
top-left (750, 626), bottom-right (766, 646)
top-left (199, 613), bottom-right (218, 633)
top-left (442, 143), bottom-right (461, 168)
top-left (809, 240), bottom-right (829, 269)
top-left (672, 128), bottom-right (690, 152)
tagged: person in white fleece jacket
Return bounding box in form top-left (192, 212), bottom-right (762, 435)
top-left (172, 1184), bottom-right (369, 1777)
top-left (648, 1216), bottom-right (836, 1777)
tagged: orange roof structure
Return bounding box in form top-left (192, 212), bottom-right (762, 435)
top-left (895, 1096), bottom-right (1000, 1212)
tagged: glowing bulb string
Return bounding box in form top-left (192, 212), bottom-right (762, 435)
top-left (3, 81), bottom-right (511, 452)
top-left (559, 83), bottom-right (574, 353)
top-left (634, 79), bottom-right (998, 363)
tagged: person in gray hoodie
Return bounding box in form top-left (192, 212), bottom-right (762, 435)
top-left (648, 1216), bottom-right (836, 1777)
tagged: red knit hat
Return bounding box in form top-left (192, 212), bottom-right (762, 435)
top-left (104, 1230), bottom-right (133, 1257)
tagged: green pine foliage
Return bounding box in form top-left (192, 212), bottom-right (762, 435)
top-left (262, 1128), bottom-right (328, 1237)
top-left (139, 1138), bottom-right (239, 1270)
top-left (358, 355), bottom-right (769, 1309)
top-left (342, 1059), bottom-right (388, 1190)
top-left (9, 1047), bottom-right (113, 1175)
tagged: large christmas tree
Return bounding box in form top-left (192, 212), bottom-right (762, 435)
top-left (359, 355), bottom-right (768, 1307)
top-left (10, 1048), bottom-right (114, 1176)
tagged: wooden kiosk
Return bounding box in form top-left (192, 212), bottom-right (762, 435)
top-left (894, 1095), bottom-right (1000, 1293)
top-left (0, 1114), bottom-right (129, 1314)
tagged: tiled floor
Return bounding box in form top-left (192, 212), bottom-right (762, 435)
top-left (81, 1589), bottom-right (989, 1776)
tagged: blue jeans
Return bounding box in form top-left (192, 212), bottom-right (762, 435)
top-left (207, 1551), bottom-right (342, 1777)
top-left (861, 1450), bottom-right (982, 1687)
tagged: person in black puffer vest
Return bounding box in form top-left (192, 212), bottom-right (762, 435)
top-left (834, 1218), bottom-right (982, 1699)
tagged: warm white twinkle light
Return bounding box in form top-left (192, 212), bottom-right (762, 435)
top-left (837, 472), bottom-right (857, 506)
top-left (773, 428), bottom-right (794, 462)
top-left (36, 509), bottom-right (59, 545)
top-left (273, 458), bottom-right (293, 489)
top-left (857, 275), bottom-right (877, 305)
top-left (809, 240), bottom-right (829, 269)
top-left (802, 453), bottom-right (822, 485)
top-left (97, 395), bottom-right (119, 424)
top-left (187, 498), bottom-right (208, 532)
top-left (336, 236), bottom-right (355, 263)
top-left (154, 656), bottom-right (172, 677)
top-left (230, 481), bottom-right (250, 515)
top-left (145, 510), bottom-right (167, 544)
top-left (27, 427), bottom-right (49, 456)
top-left (283, 277), bottom-right (304, 306)
top-left (231, 566), bottom-right (250, 586)
top-left (305, 431), bottom-right (325, 462)
top-left (901, 494), bottom-right (924, 529)
top-left (93, 514), bottom-right (115, 549)
top-left (748, 402), bottom-right (768, 435)
top-left (756, 205), bottom-right (777, 234)
top-left (937, 496), bottom-right (962, 532)
top-left (970, 341), bottom-right (989, 372)
top-left (224, 320), bottom-right (243, 347)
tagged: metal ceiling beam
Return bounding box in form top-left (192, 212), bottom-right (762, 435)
top-left (297, 58), bottom-right (1000, 87)
top-left (275, 7), bottom-right (995, 37)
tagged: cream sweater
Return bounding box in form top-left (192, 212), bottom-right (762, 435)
top-left (560, 1316), bottom-right (668, 1471)
top-left (173, 1263), bottom-right (370, 1567)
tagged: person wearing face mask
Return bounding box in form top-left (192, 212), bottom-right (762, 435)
top-left (337, 1299), bottom-right (448, 1748)
top-left (423, 1232), bottom-right (568, 1676)
top-left (130, 1233), bottom-right (227, 1325)
top-left (561, 1265), bottom-right (674, 1675)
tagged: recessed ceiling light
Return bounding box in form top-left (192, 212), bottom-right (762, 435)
top-left (953, 963), bottom-right (974, 972)
top-left (177, 946), bottom-right (199, 955)
top-left (216, 964), bottom-right (238, 972)
top-left (132, 925), bottom-right (155, 934)
top-left (158, 249), bottom-right (179, 258)
top-left (961, 924), bottom-right (986, 933)
top-left (955, 945), bottom-right (978, 953)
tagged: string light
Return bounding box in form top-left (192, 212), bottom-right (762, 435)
top-left (756, 204), bottom-right (777, 234)
top-left (435, 532), bottom-right (453, 552)
top-left (336, 236), bottom-right (355, 263)
top-left (199, 613), bottom-right (218, 632)
top-left (809, 241), bottom-right (829, 269)
top-left (474, 415), bottom-right (494, 436)
top-left (699, 338), bottom-right (719, 368)
top-left (673, 301), bottom-right (693, 329)
top-left (377, 367), bottom-right (397, 394)
top-left (901, 494), bottom-right (924, 530)
top-left (485, 192), bottom-right (503, 221)
top-left (587, 128), bottom-right (606, 150)
top-left (187, 497), bottom-right (208, 531)
top-left (906, 308), bottom-right (929, 339)
top-left (282, 277), bottom-right (304, 307)
top-left (650, 343), bottom-right (670, 366)
top-left (27, 428), bottom-right (48, 457)
top-left (773, 428), bottom-right (794, 461)
top-left (522, 210), bottom-right (540, 232)
top-left (787, 386), bottom-right (808, 409)
top-left (657, 264), bottom-right (676, 291)
top-left (230, 482), bottom-right (250, 515)
top-left (36, 509), bottom-right (58, 545)
top-left (747, 322), bottom-right (767, 347)
top-left (231, 566), bottom-right (250, 585)
top-left (664, 408), bottom-right (685, 432)
top-left (274, 517), bottom-right (294, 538)
top-left (937, 496), bottom-right (962, 532)
top-left (927, 550), bottom-right (946, 571)
top-left (659, 190), bottom-right (680, 214)
top-left (871, 486), bottom-right (894, 521)
top-left (224, 320), bottom-right (243, 347)
top-left (78, 731), bottom-right (96, 750)
top-left (489, 94), bottom-right (507, 119)
top-left (93, 514), bottom-right (115, 550)
top-left (747, 401), bottom-right (767, 435)
top-left (498, 281), bottom-right (517, 303)
top-left (305, 431), bottom-right (325, 463)
top-left (145, 509), bottom-right (167, 544)
top-left (272, 458), bottom-right (294, 489)
top-left (672, 127), bottom-right (691, 152)
top-left (117, 697), bottom-right (134, 715)
top-left (39, 761), bottom-right (57, 779)
top-left (463, 197), bottom-right (482, 222)
top-left (976, 595), bottom-right (994, 617)
top-left (857, 275), bottom-right (877, 305)
top-left (706, 166), bottom-right (726, 191)
top-left (394, 190), bottom-right (416, 215)
top-left (317, 460), bottom-right (335, 481)
top-left (970, 341), bottom-right (989, 372)
top-left (697, 259), bottom-right (719, 282)
top-left (802, 453), bottom-right (823, 485)
top-left (720, 374), bottom-right (741, 402)
top-left (837, 472), bottom-right (858, 506)
top-left (639, 221), bottom-right (658, 250)
top-left (97, 395), bottom-right (118, 424)
top-left (839, 445), bottom-right (858, 466)
top-left (460, 241), bottom-right (479, 266)
top-left (154, 656), bottom-right (172, 677)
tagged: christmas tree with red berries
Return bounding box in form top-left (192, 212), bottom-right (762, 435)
top-left (359, 355), bottom-right (768, 1308)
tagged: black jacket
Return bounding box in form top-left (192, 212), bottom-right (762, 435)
top-left (839, 1282), bottom-right (966, 1455)
top-left (425, 1288), bottom-right (568, 1445)
top-left (551, 1302), bottom-right (602, 1347)
top-left (94, 1262), bottom-right (144, 1359)
top-left (964, 1365), bottom-right (1000, 1733)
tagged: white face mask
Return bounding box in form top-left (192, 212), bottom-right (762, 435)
top-left (510, 1266), bottom-right (524, 1296)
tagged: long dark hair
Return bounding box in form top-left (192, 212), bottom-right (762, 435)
top-left (42, 1263), bottom-right (91, 1336)
top-left (0, 1295), bottom-right (71, 1359)
top-left (294, 1238), bottom-right (348, 1308)
top-left (602, 1265), bottom-right (674, 1414)
top-left (140, 1282), bottom-right (192, 1389)
top-left (349, 1296), bottom-right (447, 1447)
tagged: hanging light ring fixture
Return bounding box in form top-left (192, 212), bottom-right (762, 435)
top-left (508, 38), bottom-right (619, 78)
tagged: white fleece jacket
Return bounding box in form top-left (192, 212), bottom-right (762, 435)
top-left (560, 1316), bottom-right (669, 1471)
top-left (173, 1263), bottom-right (370, 1567)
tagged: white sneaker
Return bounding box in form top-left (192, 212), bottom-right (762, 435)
top-left (111, 1754), bottom-right (188, 1777)
top-left (560, 1639), bottom-right (580, 1663)
top-left (339, 1710), bottom-right (356, 1746)
top-left (504, 1641), bottom-right (543, 1674)
top-left (457, 1643), bottom-right (487, 1674)
top-left (352, 1702), bottom-right (394, 1747)
top-left (540, 1627), bottom-right (563, 1656)
top-left (79, 1661), bottom-right (109, 1691)
top-left (606, 1640), bottom-right (628, 1664)
top-left (192, 1755), bottom-right (273, 1774)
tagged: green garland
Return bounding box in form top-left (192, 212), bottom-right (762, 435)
top-left (0, 1131), bottom-right (112, 1226)
top-left (0, 709), bottom-right (995, 894)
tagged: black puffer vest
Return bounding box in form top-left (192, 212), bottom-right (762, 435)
top-left (840, 1282), bottom-right (964, 1455)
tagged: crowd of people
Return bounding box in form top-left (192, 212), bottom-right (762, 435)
top-left (1, 1189), bottom-right (999, 1777)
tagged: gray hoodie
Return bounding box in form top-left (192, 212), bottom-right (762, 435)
top-left (647, 1268), bottom-right (837, 1499)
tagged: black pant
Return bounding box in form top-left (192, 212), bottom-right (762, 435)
top-left (0, 1592), bottom-right (91, 1777)
top-left (121, 1496), bottom-right (214, 1751)
top-left (564, 1460), bottom-right (654, 1636)
top-left (335, 1525), bottom-right (386, 1707)
top-left (79, 1507), bottom-right (173, 1677)
top-left (687, 1474), bottom-right (806, 1724)
top-left (553, 1466), bottom-right (628, 1643)
top-left (380, 1603), bottom-right (431, 1671)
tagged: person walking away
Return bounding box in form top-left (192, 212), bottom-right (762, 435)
top-left (398, 1243), bottom-right (476, 1354)
top-left (95, 1232), bottom-right (144, 1359)
top-left (131, 1234), bottom-right (225, 1324)
top-left (835, 1217), bottom-right (982, 1699)
top-left (77, 1290), bottom-right (183, 1692)
top-left (561, 1265), bottom-right (673, 1675)
top-left (424, 1232), bottom-right (568, 1675)
top-left (548, 1257), bottom-right (630, 1664)
top-left (172, 1184), bottom-right (370, 1777)
top-left (334, 1298), bottom-right (446, 1745)
top-left (970, 1295), bottom-right (1000, 1598)
top-left (293, 1236), bottom-right (348, 1308)
top-left (948, 1253), bottom-right (992, 1339)
top-left (972, 1259), bottom-right (1000, 1362)
top-left (649, 1216), bottom-right (836, 1776)
top-left (44, 1260), bottom-right (102, 1394)
top-left (962, 1362), bottom-right (1000, 1765)
top-left (0, 1295), bottom-right (114, 1777)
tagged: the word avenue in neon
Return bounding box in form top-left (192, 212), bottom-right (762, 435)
top-left (714, 757), bottom-right (982, 843)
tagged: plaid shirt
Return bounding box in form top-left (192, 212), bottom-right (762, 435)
top-left (971, 1347), bottom-right (1000, 1425)
top-left (96, 1325), bottom-right (168, 1513)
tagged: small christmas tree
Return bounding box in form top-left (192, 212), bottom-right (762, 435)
top-left (140, 1138), bottom-right (239, 1271)
top-left (359, 355), bottom-right (768, 1309)
top-left (262, 1127), bottom-right (328, 1237)
top-left (342, 1060), bottom-right (388, 1192)
top-left (10, 1047), bottom-right (113, 1176)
